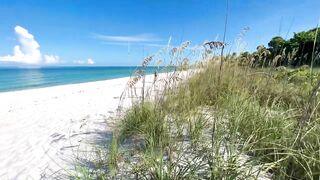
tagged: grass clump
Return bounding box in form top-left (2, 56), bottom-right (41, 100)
top-left (120, 102), bottom-right (168, 149)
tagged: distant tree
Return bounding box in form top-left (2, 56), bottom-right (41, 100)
top-left (248, 27), bottom-right (320, 67)
top-left (287, 28), bottom-right (320, 66)
top-left (268, 36), bottom-right (286, 55)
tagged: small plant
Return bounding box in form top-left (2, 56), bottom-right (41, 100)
top-left (108, 133), bottom-right (119, 177)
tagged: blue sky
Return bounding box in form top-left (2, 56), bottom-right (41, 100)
top-left (0, 0), bottom-right (319, 66)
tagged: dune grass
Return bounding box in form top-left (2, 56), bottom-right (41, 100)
top-left (75, 39), bottom-right (320, 179)
top-left (111, 58), bottom-right (320, 179)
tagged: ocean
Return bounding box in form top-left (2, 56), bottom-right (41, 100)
top-left (0, 66), bottom-right (160, 92)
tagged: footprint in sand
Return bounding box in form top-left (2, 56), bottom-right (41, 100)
top-left (50, 133), bottom-right (66, 144)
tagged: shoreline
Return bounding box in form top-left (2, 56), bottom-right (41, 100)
top-left (0, 66), bottom-right (165, 93)
top-left (0, 76), bottom-right (131, 94)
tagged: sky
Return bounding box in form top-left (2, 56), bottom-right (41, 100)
top-left (0, 0), bottom-right (319, 66)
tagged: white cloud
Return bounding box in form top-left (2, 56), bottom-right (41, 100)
top-left (0, 26), bottom-right (42, 64)
top-left (102, 42), bottom-right (168, 48)
top-left (94, 33), bottom-right (160, 43)
top-left (73, 58), bottom-right (95, 65)
top-left (99, 35), bottom-right (173, 49)
top-left (0, 26), bottom-right (60, 65)
top-left (44, 55), bottom-right (60, 64)
top-left (87, 58), bottom-right (95, 64)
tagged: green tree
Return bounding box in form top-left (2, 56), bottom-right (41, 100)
top-left (268, 36), bottom-right (286, 55)
top-left (252, 27), bottom-right (320, 67)
top-left (286, 28), bottom-right (320, 66)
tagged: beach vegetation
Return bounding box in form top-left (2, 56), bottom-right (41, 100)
top-left (76, 26), bottom-right (320, 179)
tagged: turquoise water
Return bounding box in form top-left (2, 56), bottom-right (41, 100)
top-left (0, 66), bottom-right (160, 92)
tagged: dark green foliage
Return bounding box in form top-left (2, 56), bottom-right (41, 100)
top-left (286, 28), bottom-right (320, 66)
top-left (268, 36), bottom-right (286, 54)
top-left (248, 27), bottom-right (320, 67)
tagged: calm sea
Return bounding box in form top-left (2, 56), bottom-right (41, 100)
top-left (0, 66), bottom-right (160, 92)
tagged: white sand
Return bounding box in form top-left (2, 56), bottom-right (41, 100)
top-left (0, 70), bottom-right (190, 179)
top-left (0, 76), bottom-right (135, 179)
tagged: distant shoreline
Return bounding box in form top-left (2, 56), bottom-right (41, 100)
top-left (0, 65), bottom-right (166, 69)
top-left (0, 75), bottom-right (130, 94)
top-left (0, 66), bottom-right (166, 92)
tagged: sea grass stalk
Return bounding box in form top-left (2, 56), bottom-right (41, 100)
top-left (210, 0), bottom-right (229, 178)
top-left (218, 0), bottom-right (229, 82)
top-left (310, 20), bottom-right (319, 84)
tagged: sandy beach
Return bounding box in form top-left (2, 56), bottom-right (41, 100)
top-left (0, 76), bottom-right (134, 179)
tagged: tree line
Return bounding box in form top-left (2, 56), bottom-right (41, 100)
top-left (238, 27), bottom-right (320, 67)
